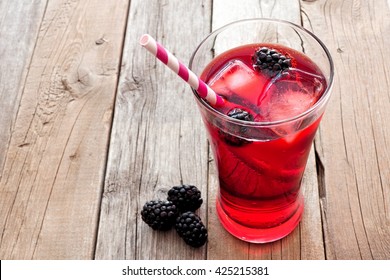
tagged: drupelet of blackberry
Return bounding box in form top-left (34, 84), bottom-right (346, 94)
top-left (141, 200), bottom-right (178, 231)
top-left (167, 184), bottom-right (203, 212)
top-left (252, 47), bottom-right (291, 74)
top-left (175, 211), bottom-right (208, 248)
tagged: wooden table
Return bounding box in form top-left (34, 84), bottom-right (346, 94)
top-left (1, 0), bottom-right (389, 260)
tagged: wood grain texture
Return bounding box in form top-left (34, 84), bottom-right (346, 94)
top-left (95, 0), bottom-right (212, 260)
top-left (0, 0), bottom-right (129, 259)
top-left (0, 0), bottom-right (47, 184)
top-left (0, 0), bottom-right (48, 259)
top-left (301, 0), bottom-right (390, 259)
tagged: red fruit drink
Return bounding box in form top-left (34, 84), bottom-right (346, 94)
top-left (199, 43), bottom-right (327, 242)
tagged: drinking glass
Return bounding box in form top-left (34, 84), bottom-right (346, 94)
top-left (189, 18), bottom-right (334, 243)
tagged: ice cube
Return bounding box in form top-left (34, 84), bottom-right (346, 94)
top-left (265, 70), bottom-right (324, 120)
top-left (267, 84), bottom-right (316, 121)
top-left (262, 69), bottom-right (325, 136)
top-left (208, 60), bottom-right (268, 105)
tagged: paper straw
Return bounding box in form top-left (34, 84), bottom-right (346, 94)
top-left (139, 34), bottom-right (225, 107)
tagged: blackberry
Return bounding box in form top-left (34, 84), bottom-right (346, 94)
top-left (220, 108), bottom-right (254, 146)
top-left (167, 184), bottom-right (203, 212)
top-left (228, 108), bottom-right (254, 121)
top-left (252, 47), bottom-right (291, 74)
top-left (175, 212), bottom-right (208, 248)
top-left (141, 200), bottom-right (178, 231)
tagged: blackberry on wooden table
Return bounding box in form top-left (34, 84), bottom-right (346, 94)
top-left (175, 211), bottom-right (208, 248)
top-left (141, 200), bottom-right (178, 231)
top-left (167, 184), bottom-right (203, 212)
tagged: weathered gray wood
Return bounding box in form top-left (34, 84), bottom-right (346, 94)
top-left (0, 0), bottom-right (48, 259)
top-left (208, 0), bottom-right (325, 260)
top-left (95, 0), bottom-right (212, 259)
top-left (0, 0), bottom-right (129, 259)
top-left (0, 0), bottom-right (47, 183)
top-left (301, 0), bottom-right (390, 259)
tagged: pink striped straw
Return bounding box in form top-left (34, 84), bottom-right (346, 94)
top-left (139, 34), bottom-right (225, 107)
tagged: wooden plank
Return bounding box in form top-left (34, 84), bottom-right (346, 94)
top-left (208, 0), bottom-right (325, 260)
top-left (0, 0), bottom-right (129, 259)
top-left (301, 0), bottom-right (390, 259)
top-left (0, 0), bottom-right (48, 259)
top-left (95, 0), bottom-right (212, 259)
top-left (0, 0), bottom-right (47, 188)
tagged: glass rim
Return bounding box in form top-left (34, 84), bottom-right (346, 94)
top-left (189, 18), bottom-right (334, 127)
